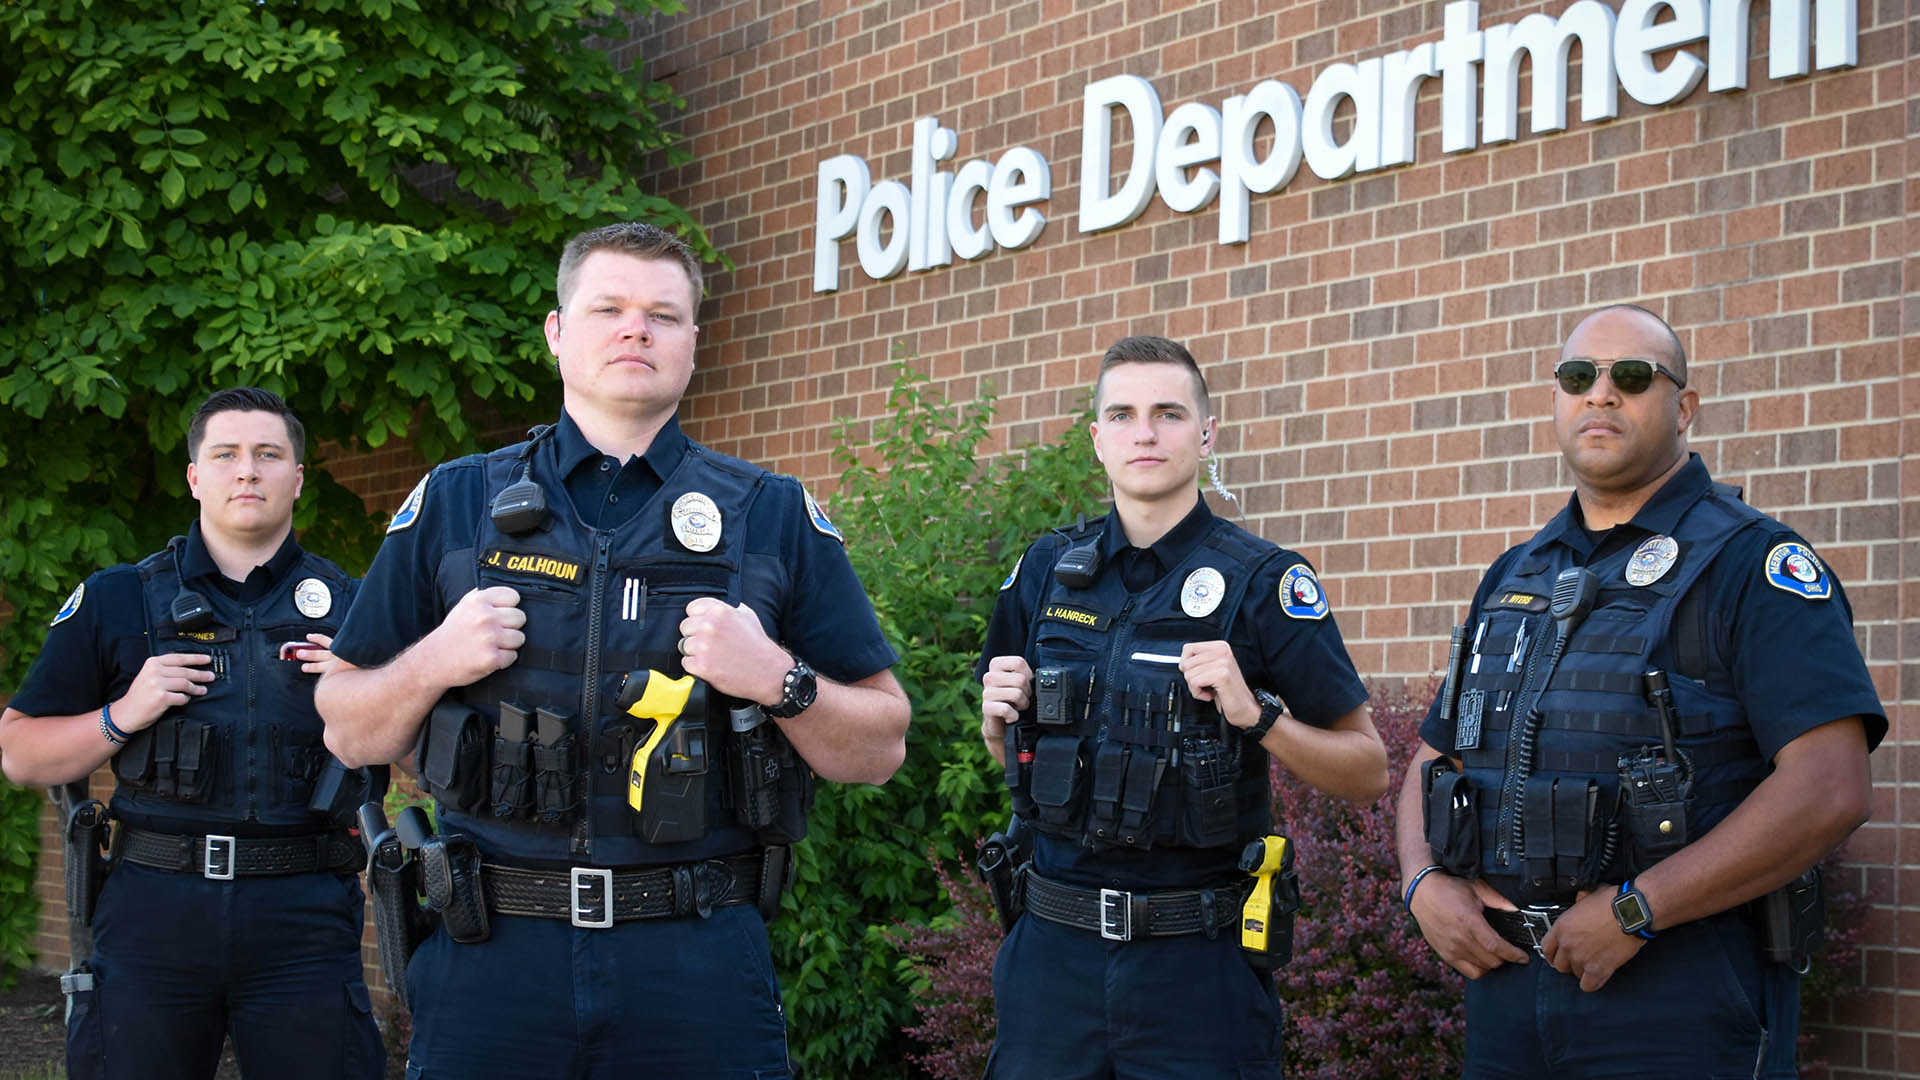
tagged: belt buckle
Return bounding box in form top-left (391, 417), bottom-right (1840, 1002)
top-left (1098, 887), bottom-right (1133, 942)
top-left (571, 867), bottom-right (615, 929)
top-left (203, 835), bottom-right (236, 880)
top-left (1520, 905), bottom-right (1558, 957)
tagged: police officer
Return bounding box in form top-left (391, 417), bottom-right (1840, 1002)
top-left (0, 387), bottom-right (385, 1080)
top-left (977, 336), bottom-right (1389, 1078)
top-left (315, 222), bottom-right (909, 1077)
top-left (1394, 305), bottom-right (1885, 1077)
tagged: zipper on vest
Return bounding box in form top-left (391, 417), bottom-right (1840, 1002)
top-left (1493, 611), bottom-right (1550, 868)
top-left (244, 606), bottom-right (258, 822)
top-left (1095, 597), bottom-right (1138, 740)
top-left (576, 532), bottom-right (613, 859)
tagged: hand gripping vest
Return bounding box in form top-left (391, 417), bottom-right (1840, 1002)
top-left (1007, 517), bottom-right (1277, 853)
top-left (419, 435), bottom-right (812, 866)
top-left (112, 539), bottom-right (354, 831)
top-left (1448, 484), bottom-right (1772, 904)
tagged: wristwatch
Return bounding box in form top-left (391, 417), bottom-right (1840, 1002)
top-left (765, 656), bottom-right (819, 719)
top-left (1246, 690), bottom-right (1285, 741)
top-left (1611, 879), bottom-right (1657, 939)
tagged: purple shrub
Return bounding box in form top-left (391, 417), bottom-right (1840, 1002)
top-left (1271, 681), bottom-right (1465, 1079)
top-left (897, 853), bottom-right (1001, 1079)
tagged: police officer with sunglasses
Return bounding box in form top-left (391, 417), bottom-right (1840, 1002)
top-left (1393, 304), bottom-right (1884, 1076)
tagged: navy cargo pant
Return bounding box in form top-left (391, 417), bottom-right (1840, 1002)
top-left (402, 903), bottom-right (791, 1079)
top-left (987, 911), bottom-right (1284, 1079)
top-left (67, 861), bottom-right (384, 1080)
top-left (1464, 911), bottom-right (1799, 1079)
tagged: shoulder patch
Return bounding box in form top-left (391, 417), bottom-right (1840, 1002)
top-left (1278, 563), bottom-right (1329, 621)
top-left (1000, 553), bottom-right (1021, 591)
top-left (50, 582), bottom-right (84, 627)
top-left (802, 487), bottom-right (843, 543)
top-left (1764, 541), bottom-right (1831, 600)
top-left (387, 472), bottom-right (429, 534)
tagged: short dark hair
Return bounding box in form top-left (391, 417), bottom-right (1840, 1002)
top-left (1570, 304), bottom-right (1690, 386)
top-left (187, 387), bottom-right (306, 462)
top-left (555, 222), bottom-right (704, 313)
top-left (1094, 336), bottom-right (1212, 419)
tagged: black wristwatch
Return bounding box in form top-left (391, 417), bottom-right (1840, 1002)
top-left (1246, 690), bottom-right (1284, 741)
top-left (765, 656), bottom-right (819, 719)
top-left (1611, 879), bottom-right (1657, 939)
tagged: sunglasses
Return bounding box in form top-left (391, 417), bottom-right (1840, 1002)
top-left (1553, 358), bottom-right (1686, 396)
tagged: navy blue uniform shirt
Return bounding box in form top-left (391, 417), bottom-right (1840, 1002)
top-left (979, 499), bottom-right (1369, 730)
top-left (11, 522), bottom-right (315, 717)
top-left (981, 499), bottom-right (1369, 890)
top-left (331, 411), bottom-right (898, 685)
top-left (1420, 455), bottom-right (1887, 758)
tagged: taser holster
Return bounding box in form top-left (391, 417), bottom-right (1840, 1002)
top-left (620, 670), bottom-right (711, 845)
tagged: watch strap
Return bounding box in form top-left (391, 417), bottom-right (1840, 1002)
top-left (1246, 691), bottom-right (1283, 741)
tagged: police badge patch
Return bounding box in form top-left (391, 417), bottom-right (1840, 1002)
top-left (1764, 541), bottom-right (1831, 600)
top-left (387, 472), bottom-right (429, 534)
top-left (999, 554), bottom-right (1021, 591)
top-left (1278, 563), bottom-right (1329, 620)
top-left (293, 578), bottom-right (333, 619)
top-left (671, 492), bottom-right (722, 553)
top-left (1181, 567), bottom-right (1226, 618)
top-left (1625, 535), bottom-right (1679, 587)
top-left (803, 487), bottom-right (844, 543)
top-left (51, 582), bottom-right (85, 627)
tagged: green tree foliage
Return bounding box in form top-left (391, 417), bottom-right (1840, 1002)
top-left (0, 0), bottom-right (713, 981)
top-left (773, 357), bottom-right (1107, 1074)
top-left (0, 0), bottom-right (717, 686)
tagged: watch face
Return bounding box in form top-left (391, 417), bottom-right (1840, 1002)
top-left (1613, 891), bottom-right (1650, 931)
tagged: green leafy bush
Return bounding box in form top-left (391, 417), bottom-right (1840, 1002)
top-left (0, 0), bottom-right (716, 689)
top-left (0, 782), bottom-right (39, 987)
top-left (772, 354), bottom-right (1105, 1075)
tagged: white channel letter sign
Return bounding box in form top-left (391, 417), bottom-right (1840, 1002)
top-left (813, 0), bottom-right (1855, 292)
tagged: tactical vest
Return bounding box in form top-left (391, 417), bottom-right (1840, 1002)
top-left (1007, 517), bottom-right (1276, 855)
top-left (111, 539), bottom-right (353, 833)
top-left (419, 433), bottom-right (812, 866)
top-left (1448, 484), bottom-right (1771, 904)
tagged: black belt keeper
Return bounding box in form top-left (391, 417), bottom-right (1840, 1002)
top-left (1022, 869), bottom-right (1245, 942)
top-left (119, 826), bottom-right (364, 878)
top-left (481, 853), bottom-right (764, 926)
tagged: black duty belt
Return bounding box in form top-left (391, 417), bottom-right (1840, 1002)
top-left (482, 853), bottom-right (763, 928)
top-left (119, 826), bottom-right (364, 879)
top-left (1023, 869), bottom-right (1245, 942)
top-left (1484, 904), bottom-right (1571, 957)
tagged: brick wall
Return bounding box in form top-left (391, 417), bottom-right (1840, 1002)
top-left (16, 0), bottom-right (1914, 1071)
top-left (611, 0), bottom-right (1910, 1072)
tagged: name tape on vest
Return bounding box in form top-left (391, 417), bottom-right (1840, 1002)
top-left (483, 550), bottom-right (585, 586)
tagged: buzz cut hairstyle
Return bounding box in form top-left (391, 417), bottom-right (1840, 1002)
top-left (1572, 303), bottom-right (1690, 386)
top-left (187, 387), bottom-right (306, 462)
top-left (1094, 335), bottom-right (1212, 421)
top-left (555, 222), bottom-right (704, 314)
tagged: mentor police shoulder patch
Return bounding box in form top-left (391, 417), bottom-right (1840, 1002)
top-left (802, 487), bottom-right (843, 543)
top-left (999, 553), bottom-right (1021, 592)
top-left (1278, 563), bottom-right (1328, 620)
top-left (387, 472), bottom-right (429, 534)
top-left (1764, 541), bottom-right (1831, 600)
top-left (50, 582), bottom-right (84, 627)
